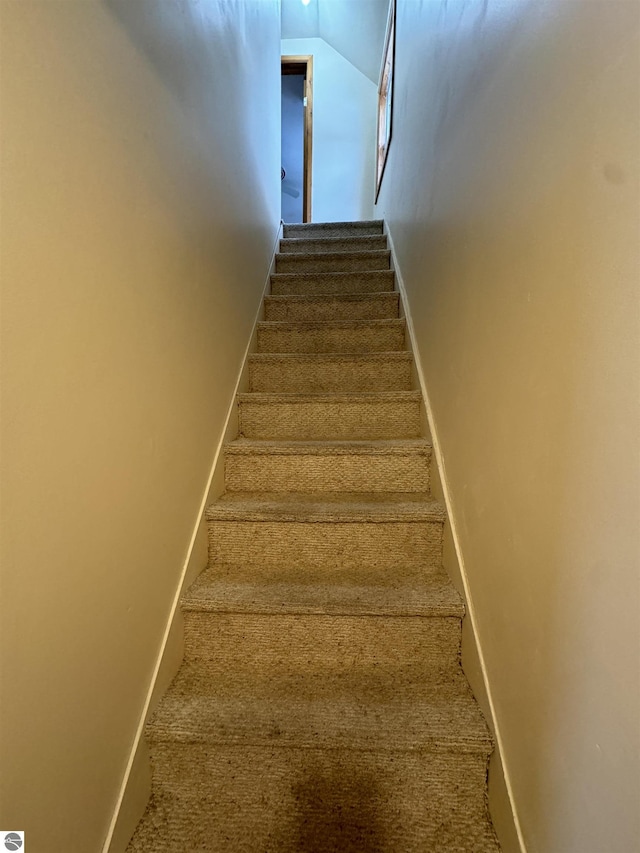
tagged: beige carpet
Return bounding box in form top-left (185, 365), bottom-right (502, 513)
top-left (127, 220), bottom-right (501, 852)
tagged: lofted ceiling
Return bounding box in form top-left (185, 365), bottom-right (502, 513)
top-left (281, 0), bottom-right (390, 83)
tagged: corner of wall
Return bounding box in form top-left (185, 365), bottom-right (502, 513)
top-left (102, 224), bottom-right (283, 853)
top-left (384, 220), bottom-right (526, 853)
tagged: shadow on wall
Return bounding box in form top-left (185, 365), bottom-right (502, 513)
top-left (101, 0), bottom-right (279, 239)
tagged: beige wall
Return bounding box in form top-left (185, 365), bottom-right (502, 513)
top-left (376, 2), bottom-right (640, 852)
top-left (0, 2), bottom-right (280, 851)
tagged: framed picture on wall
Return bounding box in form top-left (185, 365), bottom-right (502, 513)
top-left (375, 0), bottom-right (395, 201)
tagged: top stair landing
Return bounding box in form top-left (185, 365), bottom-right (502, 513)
top-left (283, 219), bottom-right (384, 239)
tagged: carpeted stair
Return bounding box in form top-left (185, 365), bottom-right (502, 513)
top-left (127, 220), bottom-right (500, 852)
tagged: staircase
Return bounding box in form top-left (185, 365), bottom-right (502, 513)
top-left (127, 220), bottom-right (500, 852)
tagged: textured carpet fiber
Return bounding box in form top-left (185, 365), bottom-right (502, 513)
top-left (127, 220), bottom-right (501, 851)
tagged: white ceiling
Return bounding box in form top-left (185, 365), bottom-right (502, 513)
top-left (281, 0), bottom-right (391, 83)
top-left (282, 0), bottom-right (319, 40)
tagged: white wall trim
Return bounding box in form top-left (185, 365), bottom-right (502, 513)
top-left (384, 220), bottom-right (527, 853)
top-left (101, 222), bottom-right (283, 853)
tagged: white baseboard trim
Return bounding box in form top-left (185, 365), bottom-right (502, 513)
top-left (383, 221), bottom-right (527, 853)
top-left (102, 222), bottom-right (283, 853)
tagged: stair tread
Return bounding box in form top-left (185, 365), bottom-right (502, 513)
top-left (206, 492), bottom-right (445, 523)
top-left (248, 350), bottom-right (411, 362)
top-left (275, 249), bottom-right (390, 262)
top-left (284, 219), bottom-right (384, 230)
top-left (225, 438), bottom-right (430, 455)
top-left (271, 269), bottom-right (394, 282)
top-left (280, 235), bottom-right (387, 249)
top-left (238, 390), bottom-right (421, 402)
top-left (272, 269), bottom-right (393, 279)
top-left (128, 801), bottom-right (500, 853)
top-left (264, 292), bottom-right (398, 304)
top-left (270, 271), bottom-right (395, 296)
top-left (257, 318), bottom-right (403, 330)
top-left (148, 662), bottom-right (492, 753)
top-left (183, 563), bottom-right (462, 617)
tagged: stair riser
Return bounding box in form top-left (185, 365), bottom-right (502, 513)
top-left (275, 252), bottom-right (390, 274)
top-left (248, 358), bottom-right (412, 393)
top-left (207, 519), bottom-right (443, 570)
top-left (141, 747), bottom-right (494, 853)
top-left (280, 236), bottom-right (388, 254)
top-left (283, 222), bottom-right (383, 238)
top-left (257, 324), bottom-right (405, 354)
top-left (264, 294), bottom-right (399, 322)
top-left (224, 451), bottom-right (430, 492)
top-left (238, 400), bottom-right (421, 440)
top-left (271, 271), bottom-right (395, 295)
top-left (182, 613), bottom-right (460, 671)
